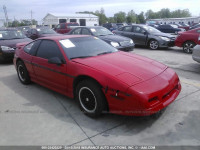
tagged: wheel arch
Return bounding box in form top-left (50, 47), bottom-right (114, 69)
top-left (73, 75), bottom-right (109, 111)
top-left (73, 75), bottom-right (103, 98)
top-left (182, 40), bottom-right (196, 47)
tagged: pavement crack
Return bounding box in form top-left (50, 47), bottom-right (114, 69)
top-left (52, 93), bottom-right (96, 146)
top-left (175, 89), bottom-right (200, 103)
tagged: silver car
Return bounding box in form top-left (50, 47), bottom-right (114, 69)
top-left (192, 36), bottom-right (200, 63)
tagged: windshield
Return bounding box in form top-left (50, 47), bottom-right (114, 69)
top-left (37, 28), bottom-right (56, 34)
top-left (0, 30), bottom-right (27, 40)
top-left (170, 24), bottom-right (178, 28)
top-left (90, 27), bottom-right (113, 36)
top-left (143, 26), bottom-right (161, 33)
top-left (59, 36), bottom-right (118, 59)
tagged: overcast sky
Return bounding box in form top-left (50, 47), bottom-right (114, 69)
top-left (0, 0), bottom-right (200, 24)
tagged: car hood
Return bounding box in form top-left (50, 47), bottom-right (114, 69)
top-left (0, 38), bottom-right (32, 48)
top-left (72, 51), bottom-right (167, 86)
top-left (151, 32), bottom-right (175, 38)
top-left (98, 34), bottom-right (131, 42)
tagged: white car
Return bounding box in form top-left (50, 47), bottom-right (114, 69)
top-left (192, 36), bottom-right (200, 63)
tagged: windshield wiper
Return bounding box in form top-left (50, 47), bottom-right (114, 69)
top-left (70, 55), bottom-right (93, 59)
top-left (97, 51), bottom-right (113, 56)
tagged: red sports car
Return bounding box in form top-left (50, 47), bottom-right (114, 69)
top-left (175, 27), bottom-right (200, 53)
top-left (14, 35), bottom-right (181, 117)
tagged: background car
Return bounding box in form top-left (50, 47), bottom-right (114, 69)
top-left (189, 23), bottom-right (200, 30)
top-left (14, 35), bottom-right (181, 117)
top-left (113, 25), bottom-right (175, 50)
top-left (54, 22), bottom-right (79, 34)
top-left (102, 23), bottom-right (118, 31)
top-left (0, 28), bottom-right (32, 62)
top-left (26, 27), bottom-right (60, 40)
top-left (17, 26), bottom-right (31, 35)
top-left (192, 36), bottom-right (200, 63)
top-left (175, 28), bottom-right (200, 53)
top-left (68, 26), bottom-right (135, 51)
top-left (156, 24), bottom-right (183, 34)
top-left (170, 23), bottom-right (189, 31)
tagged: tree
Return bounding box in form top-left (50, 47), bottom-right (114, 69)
top-left (137, 12), bottom-right (145, 24)
top-left (94, 8), bottom-right (107, 25)
top-left (114, 11), bottom-right (126, 23)
top-left (126, 10), bottom-right (136, 23)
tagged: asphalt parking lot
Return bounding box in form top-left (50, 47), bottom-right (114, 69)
top-left (0, 46), bottom-right (200, 147)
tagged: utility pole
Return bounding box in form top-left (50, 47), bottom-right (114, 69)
top-left (3, 5), bottom-right (8, 27)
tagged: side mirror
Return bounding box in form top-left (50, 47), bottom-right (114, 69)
top-left (48, 57), bottom-right (63, 66)
top-left (143, 31), bottom-right (147, 35)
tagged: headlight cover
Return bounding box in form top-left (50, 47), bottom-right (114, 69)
top-left (1, 46), bottom-right (15, 51)
top-left (130, 39), bottom-right (134, 44)
top-left (159, 36), bottom-right (170, 41)
top-left (110, 41), bottom-right (119, 47)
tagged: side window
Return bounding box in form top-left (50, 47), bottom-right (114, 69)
top-left (24, 40), bottom-right (41, 55)
top-left (123, 26), bottom-right (132, 32)
top-left (56, 24), bottom-right (61, 29)
top-left (134, 27), bottom-right (146, 34)
top-left (60, 24), bottom-right (65, 29)
top-left (24, 42), bottom-right (34, 54)
top-left (72, 28), bottom-right (81, 34)
top-left (82, 28), bottom-right (91, 35)
top-left (31, 29), bottom-right (37, 34)
top-left (196, 30), bottom-right (200, 33)
top-left (36, 40), bottom-right (63, 59)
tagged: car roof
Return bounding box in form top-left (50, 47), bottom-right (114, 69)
top-left (38, 35), bottom-right (90, 40)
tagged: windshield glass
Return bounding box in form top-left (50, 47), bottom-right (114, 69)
top-left (59, 36), bottom-right (118, 59)
top-left (0, 30), bottom-right (27, 40)
top-left (170, 24), bottom-right (178, 28)
top-left (90, 27), bottom-right (113, 36)
top-left (37, 28), bottom-right (56, 34)
top-left (143, 26), bottom-right (161, 33)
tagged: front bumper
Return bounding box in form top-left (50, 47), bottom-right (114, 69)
top-left (159, 40), bottom-right (175, 48)
top-left (117, 43), bottom-right (135, 52)
top-left (105, 68), bottom-right (181, 116)
top-left (0, 50), bottom-right (15, 62)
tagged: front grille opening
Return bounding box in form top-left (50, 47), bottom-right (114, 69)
top-left (162, 84), bottom-right (178, 100)
top-left (148, 96), bottom-right (159, 102)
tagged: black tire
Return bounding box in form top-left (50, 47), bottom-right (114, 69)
top-left (183, 41), bottom-right (195, 54)
top-left (17, 61), bottom-right (31, 84)
top-left (149, 40), bottom-right (159, 50)
top-left (76, 80), bottom-right (107, 117)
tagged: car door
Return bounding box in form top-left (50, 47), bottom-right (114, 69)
top-left (32, 39), bottom-right (68, 94)
top-left (118, 26), bottom-right (134, 39)
top-left (132, 26), bottom-right (147, 45)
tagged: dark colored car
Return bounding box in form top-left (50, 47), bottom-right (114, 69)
top-left (102, 23), bottom-right (118, 31)
top-left (113, 25), bottom-right (175, 50)
top-left (175, 28), bottom-right (200, 53)
top-left (26, 27), bottom-right (60, 40)
top-left (189, 23), bottom-right (200, 30)
top-left (14, 35), bottom-right (181, 117)
top-left (171, 23), bottom-right (189, 31)
top-left (156, 24), bottom-right (183, 34)
top-left (0, 28), bottom-right (32, 62)
top-left (68, 26), bottom-right (135, 51)
top-left (17, 26), bottom-right (31, 35)
top-left (54, 23), bottom-right (79, 34)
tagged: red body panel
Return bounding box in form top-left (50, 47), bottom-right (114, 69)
top-left (14, 35), bottom-right (181, 116)
top-left (175, 28), bottom-right (200, 47)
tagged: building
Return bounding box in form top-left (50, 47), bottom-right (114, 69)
top-left (42, 13), bottom-right (99, 28)
top-left (147, 16), bottom-right (200, 25)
